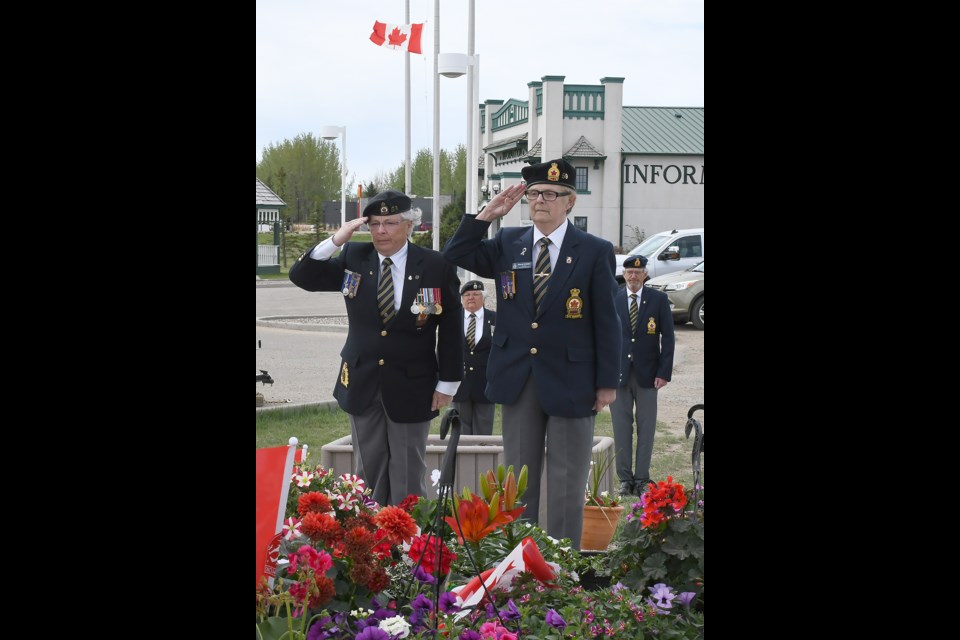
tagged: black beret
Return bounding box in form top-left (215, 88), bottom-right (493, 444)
top-left (460, 280), bottom-right (484, 295)
top-left (522, 158), bottom-right (576, 190)
top-left (363, 189), bottom-right (411, 217)
top-left (623, 255), bottom-right (648, 269)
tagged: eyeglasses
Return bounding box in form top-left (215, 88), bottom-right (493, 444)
top-left (368, 220), bottom-right (404, 230)
top-left (524, 190), bottom-right (570, 202)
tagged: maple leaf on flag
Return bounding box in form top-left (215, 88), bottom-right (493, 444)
top-left (369, 21), bottom-right (423, 54)
top-left (388, 27), bottom-right (407, 47)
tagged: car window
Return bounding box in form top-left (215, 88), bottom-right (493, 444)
top-left (628, 233), bottom-right (671, 257)
top-left (676, 236), bottom-right (702, 258)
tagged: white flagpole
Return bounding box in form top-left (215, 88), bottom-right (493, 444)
top-left (405, 0), bottom-right (412, 194)
top-left (432, 0), bottom-right (440, 250)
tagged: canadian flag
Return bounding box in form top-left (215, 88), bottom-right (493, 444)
top-left (450, 537), bottom-right (558, 618)
top-left (370, 21), bottom-right (424, 54)
top-left (256, 442), bottom-right (297, 587)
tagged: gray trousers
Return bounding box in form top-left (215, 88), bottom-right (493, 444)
top-left (610, 375), bottom-right (658, 486)
top-left (502, 375), bottom-right (595, 550)
top-left (348, 390), bottom-right (430, 506)
top-left (452, 400), bottom-right (495, 435)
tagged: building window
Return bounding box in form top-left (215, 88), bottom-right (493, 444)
top-left (574, 216), bottom-right (588, 231)
top-left (575, 167), bottom-right (588, 192)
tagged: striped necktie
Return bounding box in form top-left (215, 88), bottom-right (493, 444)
top-left (629, 293), bottom-right (639, 334)
top-left (466, 313), bottom-right (477, 350)
top-left (378, 258), bottom-right (395, 325)
top-left (533, 238), bottom-right (552, 315)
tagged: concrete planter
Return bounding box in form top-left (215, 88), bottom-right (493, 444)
top-left (320, 434), bottom-right (617, 524)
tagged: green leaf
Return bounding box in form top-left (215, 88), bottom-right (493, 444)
top-left (256, 616), bottom-right (304, 640)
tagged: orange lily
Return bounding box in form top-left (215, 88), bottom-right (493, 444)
top-left (444, 493), bottom-right (515, 544)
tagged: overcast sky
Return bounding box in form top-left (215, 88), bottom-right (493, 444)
top-left (256, 0), bottom-right (704, 190)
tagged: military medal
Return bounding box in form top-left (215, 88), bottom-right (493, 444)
top-left (340, 270), bottom-right (361, 298)
top-left (411, 289), bottom-right (424, 314)
top-left (565, 288), bottom-right (584, 319)
top-left (423, 288), bottom-right (435, 314)
top-left (647, 317), bottom-right (657, 334)
top-left (432, 288), bottom-right (442, 314)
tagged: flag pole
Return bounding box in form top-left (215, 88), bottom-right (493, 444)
top-left (432, 0), bottom-right (440, 250)
top-left (405, 0), bottom-right (412, 194)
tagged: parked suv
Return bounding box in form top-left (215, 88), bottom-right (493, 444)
top-left (645, 261), bottom-right (704, 330)
top-left (615, 228), bottom-right (704, 283)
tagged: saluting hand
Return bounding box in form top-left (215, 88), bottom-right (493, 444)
top-left (476, 183), bottom-right (526, 222)
top-left (332, 216), bottom-right (368, 247)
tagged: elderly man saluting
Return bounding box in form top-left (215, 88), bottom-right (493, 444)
top-left (442, 159), bottom-right (621, 549)
top-left (289, 190), bottom-right (463, 506)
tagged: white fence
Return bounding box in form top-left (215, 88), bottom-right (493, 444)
top-left (258, 244), bottom-right (279, 267)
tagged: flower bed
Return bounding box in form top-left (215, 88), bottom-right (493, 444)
top-left (257, 455), bottom-right (703, 639)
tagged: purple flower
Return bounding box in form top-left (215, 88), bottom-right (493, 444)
top-left (647, 583), bottom-right (676, 614)
top-left (677, 591), bottom-right (697, 609)
top-left (545, 609), bottom-right (567, 629)
top-left (501, 599), bottom-right (521, 621)
top-left (413, 565), bottom-right (436, 585)
top-left (439, 591), bottom-right (461, 614)
top-left (611, 582), bottom-right (628, 593)
top-left (411, 593), bottom-right (434, 612)
top-left (355, 628), bottom-right (390, 640)
top-left (458, 631), bottom-right (482, 640)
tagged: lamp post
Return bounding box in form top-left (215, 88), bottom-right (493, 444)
top-left (319, 125), bottom-right (347, 228)
top-left (438, 53), bottom-right (480, 219)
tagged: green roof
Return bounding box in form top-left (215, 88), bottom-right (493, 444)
top-left (621, 107), bottom-right (703, 155)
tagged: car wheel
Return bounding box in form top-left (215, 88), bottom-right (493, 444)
top-left (691, 297), bottom-right (704, 330)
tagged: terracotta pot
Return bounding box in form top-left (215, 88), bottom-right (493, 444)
top-left (581, 504), bottom-right (624, 551)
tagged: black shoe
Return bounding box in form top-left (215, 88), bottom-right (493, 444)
top-left (618, 481), bottom-right (635, 496)
top-left (635, 479), bottom-right (653, 495)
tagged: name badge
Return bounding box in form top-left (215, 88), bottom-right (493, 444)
top-left (512, 262), bottom-right (533, 270)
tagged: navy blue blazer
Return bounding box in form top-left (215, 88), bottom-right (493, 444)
top-left (616, 285), bottom-right (675, 388)
top-left (453, 307), bottom-right (497, 404)
top-left (289, 241), bottom-right (463, 423)
top-left (443, 216), bottom-right (621, 418)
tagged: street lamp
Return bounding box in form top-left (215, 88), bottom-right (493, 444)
top-left (319, 125), bottom-right (347, 228)
top-left (438, 53), bottom-right (480, 221)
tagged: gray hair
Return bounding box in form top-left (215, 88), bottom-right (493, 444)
top-left (400, 207), bottom-right (423, 239)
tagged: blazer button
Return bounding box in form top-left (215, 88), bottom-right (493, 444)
top-left (469, 351), bottom-right (474, 355)
top-left (531, 322), bottom-right (539, 329)
top-left (378, 359), bottom-right (385, 366)
top-left (530, 348), bottom-right (538, 355)
top-left (631, 337), bottom-right (636, 343)
top-left (469, 366), bottom-right (475, 371)
top-left (381, 330), bottom-right (388, 337)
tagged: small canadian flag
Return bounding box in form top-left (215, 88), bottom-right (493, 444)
top-left (370, 20), bottom-right (424, 54)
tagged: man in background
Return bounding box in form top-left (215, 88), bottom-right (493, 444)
top-left (452, 280), bottom-right (497, 435)
top-left (610, 255), bottom-right (675, 496)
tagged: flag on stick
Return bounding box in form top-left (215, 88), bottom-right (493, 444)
top-left (370, 20), bottom-right (423, 54)
top-left (256, 443), bottom-right (297, 587)
top-left (450, 537), bottom-right (557, 617)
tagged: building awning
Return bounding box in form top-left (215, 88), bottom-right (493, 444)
top-left (484, 133), bottom-right (528, 154)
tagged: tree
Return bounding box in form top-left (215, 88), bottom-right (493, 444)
top-left (257, 133), bottom-right (347, 223)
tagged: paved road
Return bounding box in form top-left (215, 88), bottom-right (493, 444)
top-left (256, 280), bottom-right (703, 429)
top-left (257, 282), bottom-right (349, 407)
